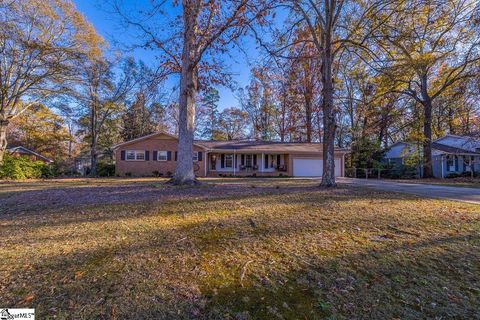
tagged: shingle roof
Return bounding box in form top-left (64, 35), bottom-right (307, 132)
top-left (195, 140), bottom-right (349, 153)
top-left (431, 142), bottom-right (480, 155)
top-left (7, 146), bottom-right (53, 162)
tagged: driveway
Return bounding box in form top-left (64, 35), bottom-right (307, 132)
top-left (339, 178), bottom-right (480, 205)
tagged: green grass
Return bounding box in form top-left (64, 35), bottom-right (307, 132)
top-left (0, 178), bottom-right (479, 319)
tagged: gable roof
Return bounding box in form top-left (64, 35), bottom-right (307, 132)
top-left (112, 132), bottom-right (208, 150)
top-left (7, 146), bottom-right (53, 163)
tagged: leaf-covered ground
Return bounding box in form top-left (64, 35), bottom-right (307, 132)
top-left (1, 178), bottom-right (479, 319)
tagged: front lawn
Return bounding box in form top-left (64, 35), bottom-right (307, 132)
top-left (1, 178), bottom-right (479, 319)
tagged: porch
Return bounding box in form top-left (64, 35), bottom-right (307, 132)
top-left (206, 152), bottom-right (289, 176)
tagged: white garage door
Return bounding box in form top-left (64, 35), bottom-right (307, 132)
top-left (293, 158), bottom-right (342, 177)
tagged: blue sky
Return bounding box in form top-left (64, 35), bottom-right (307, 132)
top-left (73, 0), bottom-right (262, 110)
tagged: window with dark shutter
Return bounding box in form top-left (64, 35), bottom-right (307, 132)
top-left (145, 151), bottom-right (150, 161)
top-left (277, 155), bottom-right (280, 167)
top-left (167, 151), bottom-right (172, 161)
top-left (264, 154), bottom-right (268, 169)
top-left (198, 152), bottom-right (203, 161)
top-left (221, 154), bottom-right (225, 168)
top-left (241, 154), bottom-right (245, 166)
top-left (153, 151), bottom-right (158, 161)
top-left (253, 154), bottom-right (257, 165)
top-left (175, 151), bottom-right (178, 161)
top-left (121, 150), bottom-right (126, 160)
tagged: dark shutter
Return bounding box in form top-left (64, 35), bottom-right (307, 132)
top-left (253, 154), bottom-right (257, 165)
top-left (167, 151), bottom-right (172, 161)
top-left (241, 154), bottom-right (245, 166)
top-left (145, 151), bottom-right (150, 161)
top-left (455, 156), bottom-right (459, 171)
top-left (121, 150), bottom-right (126, 160)
top-left (234, 154), bottom-right (238, 167)
top-left (153, 151), bottom-right (158, 161)
top-left (277, 155), bottom-right (281, 167)
top-left (175, 151), bottom-right (178, 161)
top-left (264, 154), bottom-right (268, 169)
top-left (221, 154), bottom-right (225, 168)
top-left (198, 151), bottom-right (203, 161)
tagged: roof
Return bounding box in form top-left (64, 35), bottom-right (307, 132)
top-left (7, 146), bottom-right (53, 163)
top-left (112, 132), bottom-right (208, 150)
top-left (113, 131), bottom-right (349, 154)
top-left (431, 142), bottom-right (480, 155)
top-left (195, 140), bottom-right (349, 153)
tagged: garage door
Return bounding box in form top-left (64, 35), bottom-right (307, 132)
top-left (293, 158), bottom-right (342, 177)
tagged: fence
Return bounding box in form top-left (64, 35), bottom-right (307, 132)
top-left (345, 167), bottom-right (421, 179)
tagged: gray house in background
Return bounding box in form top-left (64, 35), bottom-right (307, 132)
top-left (384, 135), bottom-right (480, 178)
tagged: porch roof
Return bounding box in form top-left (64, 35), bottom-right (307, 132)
top-left (432, 142), bottom-right (480, 156)
top-left (195, 140), bottom-right (349, 154)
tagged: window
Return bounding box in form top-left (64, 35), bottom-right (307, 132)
top-left (193, 151), bottom-right (199, 162)
top-left (158, 151), bottom-right (168, 161)
top-left (225, 154), bottom-right (233, 168)
top-left (126, 151), bottom-right (135, 160)
top-left (245, 154), bottom-right (253, 167)
top-left (126, 150), bottom-right (145, 161)
top-left (446, 155), bottom-right (457, 172)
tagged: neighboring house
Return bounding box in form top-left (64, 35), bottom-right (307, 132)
top-left (7, 146), bottom-right (53, 163)
top-left (74, 151), bottom-right (111, 176)
top-left (384, 135), bottom-right (480, 178)
top-left (113, 132), bottom-right (349, 177)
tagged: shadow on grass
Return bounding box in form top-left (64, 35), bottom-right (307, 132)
top-left (1, 184), bottom-right (479, 319)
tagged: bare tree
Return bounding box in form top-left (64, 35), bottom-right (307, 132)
top-left (112, 0), bottom-right (270, 184)
top-left (0, 0), bottom-right (103, 162)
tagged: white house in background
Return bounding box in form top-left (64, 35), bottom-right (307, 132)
top-left (384, 135), bottom-right (480, 178)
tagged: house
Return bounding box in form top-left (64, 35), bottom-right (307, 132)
top-left (113, 132), bottom-right (349, 177)
top-left (384, 135), bottom-right (480, 178)
top-left (7, 146), bottom-right (53, 163)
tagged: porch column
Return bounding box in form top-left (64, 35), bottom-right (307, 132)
top-left (261, 153), bottom-right (264, 173)
top-left (204, 152), bottom-right (208, 177)
top-left (233, 149), bottom-right (236, 176)
top-left (441, 155), bottom-right (444, 179)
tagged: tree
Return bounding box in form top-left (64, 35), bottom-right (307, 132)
top-left (75, 58), bottom-right (137, 175)
top-left (7, 104), bottom-right (72, 161)
top-left (113, 0), bottom-right (270, 184)
top-left (121, 92), bottom-right (157, 141)
top-left (370, 0), bottom-right (480, 177)
top-left (217, 107), bottom-right (249, 140)
top-left (0, 0), bottom-right (103, 163)
top-left (196, 88), bottom-right (221, 140)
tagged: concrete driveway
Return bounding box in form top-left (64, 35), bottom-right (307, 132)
top-left (339, 178), bottom-right (480, 205)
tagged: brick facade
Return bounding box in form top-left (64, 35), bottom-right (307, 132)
top-left (115, 134), bottom-right (206, 177)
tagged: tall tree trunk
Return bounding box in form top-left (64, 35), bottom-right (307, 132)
top-left (305, 94), bottom-right (312, 142)
top-left (172, 15), bottom-right (197, 185)
top-left (422, 100), bottom-right (433, 178)
top-left (320, 40), bottom-right (336, 187)
top-left (90, 105), bottom-right (98, 177)
top-left (420, 75), bottom-right (433, 178)
top-left (0, 119), bottom-right (9, 163)
top-left (90, 136), bottom-right (97, 176)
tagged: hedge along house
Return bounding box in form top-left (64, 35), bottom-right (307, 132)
top-left (113, 132), bottom-right (349, 177)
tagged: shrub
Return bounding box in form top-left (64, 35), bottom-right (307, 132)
top-left (96, 162), bottom-right (115, 177)
top-left (0, 154), bottom-right (54, 180)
